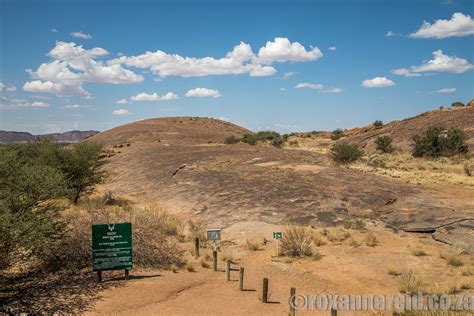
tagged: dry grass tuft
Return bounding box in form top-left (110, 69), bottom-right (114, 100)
top-left (326, 228), bottom-right (351, 243)
top-left (364, 231), bottom-right (378, 247)
top-left (440, 250), bottom-right (464, 267)
top-left (220, 250), bottom-right (234, 262)
top-left (410, 247), bottom-right (428, 257)
top-left (397, 270), bottom-right (423, 294)
top-left (186, 261), bottom-right (195, 272)
top-left (281, 226), bottom-right (313, 257)
top-left (246, 239), bottom-right (261, 251)
top-left (387, 266), bottom-right (402, 276)
top-left (200, 259), bottom-right (210, 269)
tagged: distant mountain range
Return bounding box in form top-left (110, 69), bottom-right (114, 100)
top-left (0, 130), bottom-right (100, 143)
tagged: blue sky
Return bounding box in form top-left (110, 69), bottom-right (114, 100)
top-left (1, 0), bottom-right (473, 134)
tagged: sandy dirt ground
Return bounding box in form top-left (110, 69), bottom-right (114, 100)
top-left (86, 221), bottom-right (474, 315)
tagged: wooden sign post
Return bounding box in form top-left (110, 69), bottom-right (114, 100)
top-left (273, 231), bottom-right (282, 257)
top-left (207, 228), bottom-right (221, 271)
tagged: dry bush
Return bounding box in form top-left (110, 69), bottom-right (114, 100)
top-left (397, 270), bottom-right (423, 294)
top-left (387, 266), bottom-right (402, 276)
top-left (364, 231), bottom-right (378, 247)
top-left (186, 262), bottom-right (195, 272)
top-left (326, 228), bottom-right (351, 243)
top-left (200, 258), bottom-right (210, 269)
top-left (312, 233), bottom-right (325, 246)
top-left (461, 268), bottom-right (473, 276)
top-left (187, 219), bottom-right (206, 242)
top-left (410, 247), bottom-right (428, 257)
top-left (347, 238), bottom-right (360, 248)
top-left (246, 239), bottom-right (261, 251)
top-left (464, 163), bottom-right (472, 176)
top-left (281, 226), bottom-right (313, 257)
top-left (42, 199), bottom-right (185, 271)
top-left (342, 218), bottom-right (366, 231)
top-left (220, 250), bottom-right (234, 262)
top-left (440, 250), bottom-right (464, 267)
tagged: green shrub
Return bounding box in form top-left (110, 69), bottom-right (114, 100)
top-left (373, 120), bottom-right (383, 127)
top-left (224, 136), bottom-right (239, 144)
top-left (412, 127), bottom-right (468, 157)
top-left (241, 134), bottom-right (257, 145)
top-left (241, 131), bottom-right (284, 147)
top-left (442, 127), bottom-right (468, 156)
top-left (375, 135), bottom-right (394, 153)
top-left (330, 143), bottom-right (363, 164)
top-left (331, 129), bottom-right (344, 140)
top-left (451, 101), bottom-right (465, 108)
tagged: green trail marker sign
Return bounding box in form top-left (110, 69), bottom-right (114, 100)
top-left (92, 222), bottom-right (132, 274)
top-left (273, 231), bottom-right (282, 257)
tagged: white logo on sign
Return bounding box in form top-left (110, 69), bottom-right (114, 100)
top-left (108, 224), bottom-right (115, 232)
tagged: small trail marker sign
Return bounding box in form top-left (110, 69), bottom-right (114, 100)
top-left (273, 231), bottom-right (282, 257)
top-left (92, 222), bottom-right (132, 272)
top-left (207, 228), bottom-right (221, 241)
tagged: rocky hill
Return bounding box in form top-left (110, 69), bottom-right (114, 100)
top-left (344, 106), bottom-right (474, 151)
top-left (0, 130), bottom-right (99, 143)
top-left (89, 117), bottom-right (251, 147)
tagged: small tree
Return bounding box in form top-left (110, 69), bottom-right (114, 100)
top-left (373, 120), bottom-right (383, 127)
top-left (330, 142), bottom-right (363, 164)
top-left (375, 135), bottom-right (394, 153)
top-left (412, 127), bottom-right (443, 157)
top-left (451, 102), bottom-right (465, 108)
top-left (441, 128), bottom-right (468, 156)
top-left (331, 129), bottom-right (344, 140)
top-left (224, 136), bottom-right (238, 144)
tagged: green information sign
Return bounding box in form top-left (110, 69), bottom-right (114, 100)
top-left (92, 222), bottom-right (132, 272)
top-left (273, 231), bottom-right (282, 239)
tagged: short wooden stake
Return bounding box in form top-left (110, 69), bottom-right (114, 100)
top-left (262, 278), bottom-right (268, 303)
top-left (239, 267), bottom-right (244, 291)
top-left (331, 308), bottom-right (337, 316)
top-left (225, 260), bottom-right (231, 281)
top-left (125, 269), bottom-right (129, 280)
top-left (97, 271), bottom-right (102, 283)
top-left (290, 287), bottom-right (296, 316)
top-left (194, 237), bottom-right (200, 258)
top-left (213, 250), bottom-right (218, 271)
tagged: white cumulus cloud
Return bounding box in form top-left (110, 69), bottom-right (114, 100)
top-left (328, 46), bottom-right (336, 51)
top-left (23, 41), bottom-right (143, 97)
top-left (362, 77), bottom-right (395, 88)
top-left (112, 109), bottom-right (130, 115)
top-left (409, 12), bottom-right (474, 39)
top-left (295, 82), bottom-right (323, 90)
top-left (130, 92), bottom-right (178, 102)
top-left (436, 88), bottom-right (456, 93)
top-left (109, 37), bottom-right (322, 78)
top-left (116, 98), bottom-right (128, 104)
top-left (295, 82), bottom-right (343, 93)
top-left (31, 101), bottom-right (50, 107)
top-left (71, 31), bottom-right (92, 39)
top-left (185, 88), bottom-right (221, 98)
top-left (258, 37), bottom-right (322, 64)
top-left (393, 50), bottom-right (473, 76)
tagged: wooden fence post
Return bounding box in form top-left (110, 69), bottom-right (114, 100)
top-left (213, 250), bottom-right (217, 271)
top-left (226, 260), bottom-right (231, 281)
top-left (262, 278), bottom-right (268, 303)
top-left (239, 267), bottom-right (244, 290)
top-left (290, 287), bottom-right (296, 316)
top-left (331, 308), bottom-right (337, 316)
top-left (97, 271), bottom-right (102, 283)
top-left (125, 269), bottom-right (129, 280)
top-left (195, 237), bottom-right (200, 258)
